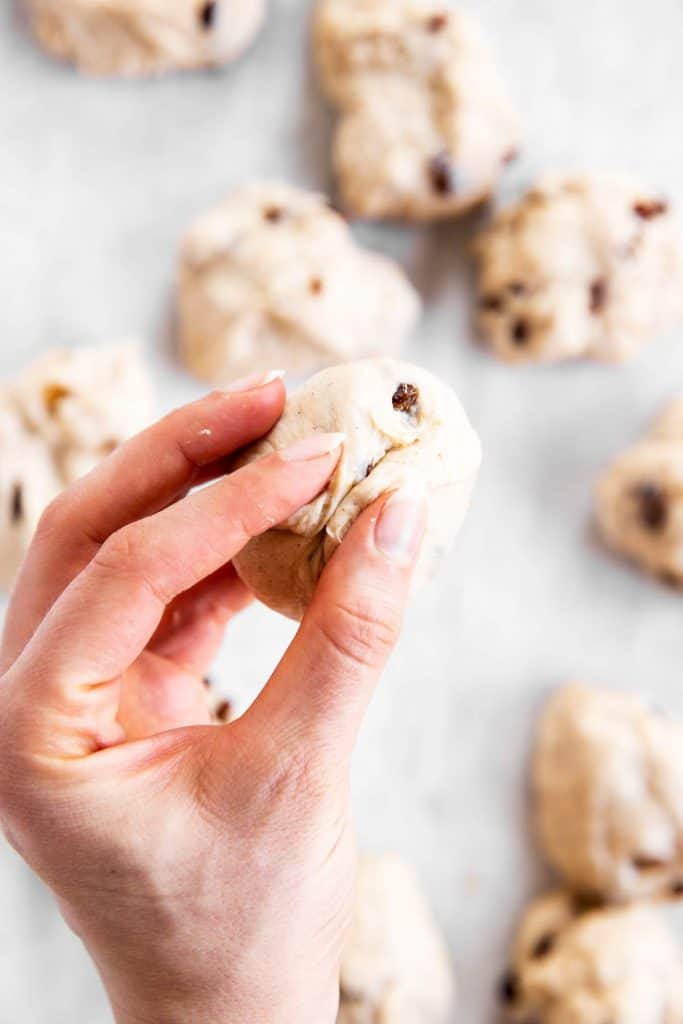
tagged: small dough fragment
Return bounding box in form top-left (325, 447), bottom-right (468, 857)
top-left (178, 182), bottom-right (421, 384)
top-left (499, 890), bottom-right (683, 1024)
top-left (232, 358), bottom-right (482, 620)
top-left (597, 399), bottom-right (683, 585)
top-left (534, 683), bottom-right (683, 903)
top-left (338, 854), bottom-right (455, 1024)
top-left (0, 344), bottom-right (152, 587)
top-left (313, 0), bottom-right (520, 221)
top-left (24, 0), bottom-right (265, 77)
top-left (473, 173), bottom-right (683, 363)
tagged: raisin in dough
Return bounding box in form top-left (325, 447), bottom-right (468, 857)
top-left (178, 183), bottom-right (421, 384)
top-left (313, 0), bottom-right (520, 222)
top-left (338, 855), bottom-right (455, 1024)
top-left (473, 173), bottom-right (683, 363)
top-left (232, 358), bottom-right (482, 621)
top-left (0, 344), bottom-right (152, 587)
top-left (597, 399), bottom-right (683, 585)
top-left (534, 684), bottom-right (683, 903)
top-left (499, 890), bottom-right (683, 1024)
top-left (25, 0), bottom-right (265, 77)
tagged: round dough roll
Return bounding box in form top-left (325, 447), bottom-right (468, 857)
top-left (233, 358), bottom-right (482, 620)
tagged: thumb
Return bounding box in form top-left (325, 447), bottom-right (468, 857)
top-left (246, 486), bottom-right (428, 767)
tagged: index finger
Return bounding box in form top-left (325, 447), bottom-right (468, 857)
top-left (1, 372), bottom-right (286, 671)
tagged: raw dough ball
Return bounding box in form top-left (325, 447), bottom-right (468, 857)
top-left (473, 173), bottom-right (683, 363)
top-left (25, 0), bottom-right (265, 77)
top-left (499, 890), bottom-right (683, 1024)
top-left (534, 683), bottom-right (683, 902)
top-left (232, 358), bottom-right (482, 620)
top-left (338, 855), bottom-right (455, 1024)
top-left (178, 183), bottom-right (421, 384)
top-left (313, 0), bottom-right (520, 221)
top-left (597, 399), bottom-right (683, 585)
top-left (0, 344), bottom-right (152, 587)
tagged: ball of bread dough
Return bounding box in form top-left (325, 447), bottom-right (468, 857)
top-left (178, 183), bottom-right (421, 385)
top-left (499, 890), bottom-right (683, 1024)
top-left (232, 359), bottom-right (482, 620)
top-left (0, 343), bottom-right (153, 587)
top-left (25, 0), bottom-right (265, 77)
top-left (533, 683), bottom-right (683, 903)
top-left (597, 399), bottom-right (683, 586)
top-left (473, 173), bottom-right (683, 363)
top-left (338, 855), bottom-right (455, 1024)
top-left (313, 0), bottom-right (520, 221)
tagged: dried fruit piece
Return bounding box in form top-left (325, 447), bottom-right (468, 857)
top-left (633, 483), bottom-right (668, 532)
top-left (531, 932), bottom-right (556, 959)
top-left (632, 854), bottom-right (669, 871)
top-left (263, 206), bottom-right (284, 223)
top-left (309, 276), bottom-right (324, 295)
top-left (499, 969), bottom-right (520, 1004)
top-left (427, 12), bottom-right (448, 32)
top-left (392, 382), bottom-right (419, 414)
top-left (199, 1), bottom-right (217, 28)
top-left (10, 483), bottom-right (23, 524)
top-left (590, 277), bottom-right (608, 313)
top-left (480, 294), bottom-right (504, 312)
top-left (428, 152), bottom-right (457, 195)
top-left (633, 198), bottom-right (669, 220)
top-left (511, 318), bottom-right (530, 345)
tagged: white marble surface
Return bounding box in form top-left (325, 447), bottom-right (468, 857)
top-left (2, 0), bottom-right (683, 1020)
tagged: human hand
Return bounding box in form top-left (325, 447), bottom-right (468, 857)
top-left (0, 372), bottom-right (427, 1024)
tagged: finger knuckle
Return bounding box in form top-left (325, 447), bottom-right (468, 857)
top-left (317, 594), bottom-right (402, 671)
top-left (92, 524), bottom-right (169, 606)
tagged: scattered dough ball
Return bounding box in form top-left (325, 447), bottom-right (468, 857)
top-left (232, 358), bottom-right (482, 620)
top-left (313, 0), bottom-right (520, 221)
top-left (338, 855), bottom-right (455, 1023)
top-left (473, 173), bottom-right (683, 363)
top-left (498, 890), bottom-right (683, 1024)
top-left (534, 683), bottom-right (683, 903)
top-left (0, 344), bottom-right (152, 587)
top-left (178, 183), bottom-right (421, 384)
top-left (597, 399), bottom-right (683, 585)
top-left (24, 0), bottom-right (265, 77)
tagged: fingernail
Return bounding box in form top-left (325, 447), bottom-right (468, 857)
top-left (280, 433), bottom-right (346, 462)
top-left (221, 369), bottom-right (285, 394)
top-left (374, 485), bottom-right (428, 564)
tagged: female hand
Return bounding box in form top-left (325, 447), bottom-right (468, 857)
top-left (0, 372), bottom-right (427, 1024)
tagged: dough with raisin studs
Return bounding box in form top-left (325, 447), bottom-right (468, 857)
top-left (473, 173), bottom-right (683, 363)
top-left (232, 359), bottom-right (481, 621)
top-left (498, 890), bottom-right (683, 1024)
top-left (534, 683), bottom-right (683, 903)
top-left (178, 183), bottom-right (421, 384)
top-left (597, 399), bottom-right (683, 585)
top-left (0, 344), bottom-right (152, 587)
top-left (338, 855), bottom-right (455, 1024)
top-left (24, 0), bottom-right (265, 76)
top-left (313, 0), bottom-right (520, 221)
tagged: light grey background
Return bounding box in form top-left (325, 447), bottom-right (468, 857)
top-left (2, 0), bottom-right (683, 1020)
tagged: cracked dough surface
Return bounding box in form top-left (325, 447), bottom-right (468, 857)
top-left (25, 0), bottom-right (265, 76)
top-left (0, 344), bottom-right (152, 587)
top-left (473, 173), bottom-right (683, 363)
top-left (597, 399), bottom-right (683, 585)
top-left (533, 683), bottom-right (683, 903)
top-left (338, 854), bottom-right (455, 1024)
top-left (178, 182), bottom-right (421, 384)
top-left (313, 0), bottom-right (519, 221)
top-left (499, 890), bottom-right (683, 1024)
top-left (232, 358), bottom-right (482, 620)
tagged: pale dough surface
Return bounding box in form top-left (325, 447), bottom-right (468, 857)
top-left (232, 358), bottom-right (482, 620)
top-left (313, 0), bottom-right (519, 221)
top-left (338, 854), bottom-right (455, 1024)
top-left (533, 683), bottom-right (683, 902)
top-left (500, 890), bottom-right (683, 1024)
top-left (473, 172), bottom-right (683, 363)
top-left (597, 398), bottom-right (683, 585)
top-left (0, 344), bottom-right (152, 587)
top-left (179, 182), bottom-right (421, 384)
top-left (25, 0), bottom-right (265, 76)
